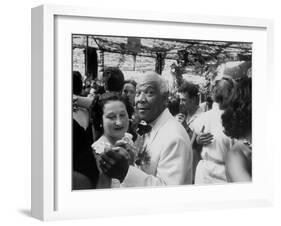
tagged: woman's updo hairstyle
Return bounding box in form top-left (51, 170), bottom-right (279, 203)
top-left (91, 92), bottom-right (133, 138)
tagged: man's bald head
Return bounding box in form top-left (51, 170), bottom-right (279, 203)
top-left (135, 71), bottom-right (169, 123)
top-left (138, 71), bottom-right (169, 95)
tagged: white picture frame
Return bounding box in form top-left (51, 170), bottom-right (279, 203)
top-left (31, 4), bottom-right (274, 221)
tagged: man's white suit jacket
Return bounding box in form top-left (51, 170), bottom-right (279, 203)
top-left (122, 108), bottom-right (193, 187)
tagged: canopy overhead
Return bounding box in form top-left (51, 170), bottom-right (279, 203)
top-left (72, 35), bottom-right (252, 66)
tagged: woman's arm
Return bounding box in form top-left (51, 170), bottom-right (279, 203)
top-left (225, 146), bottom-right (251, 182)
top-left (74, 95), bottom-right (94, 109)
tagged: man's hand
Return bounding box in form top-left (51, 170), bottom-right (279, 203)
top-left (99, 147), bottom-right (129, 182)
top-left (114, 140), bottom-right (136, 165)
top-left (196, 132), bottom-right (214, 146)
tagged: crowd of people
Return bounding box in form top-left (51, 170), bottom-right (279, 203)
top-left (72, 66), bottom-right (252, 190)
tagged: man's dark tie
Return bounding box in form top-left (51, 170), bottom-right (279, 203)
top-left (137, 123), bottom-right (152, 136)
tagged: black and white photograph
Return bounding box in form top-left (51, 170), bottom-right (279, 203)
top-left (72, 34), bottom-right (252, 190)
top-left (26, 1), bottom-right (280, 223)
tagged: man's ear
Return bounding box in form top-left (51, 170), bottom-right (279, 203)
top-left (162, 92), bottom-right (169, 107)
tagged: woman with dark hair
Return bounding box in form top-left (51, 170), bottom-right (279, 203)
top-left (122, 79), bottom-right (137, 106)
top-left (91, 92), bottom-right (137, 188)
top-left (222, 77), bottom-right (252, 182)
top-left (92, 91), bottom-right (134, 141)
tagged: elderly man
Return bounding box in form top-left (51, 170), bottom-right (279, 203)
top-left (100, 71), bottom-right (193, 187)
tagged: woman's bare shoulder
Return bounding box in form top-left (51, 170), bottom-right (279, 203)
top-left (231, 141), bottom-right (251, 158)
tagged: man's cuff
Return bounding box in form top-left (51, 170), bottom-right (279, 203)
top-left (121, 165), bottom-right (147, 187)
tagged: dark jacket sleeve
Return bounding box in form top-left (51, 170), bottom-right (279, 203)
top-left (73, 119), bottom-right (99, 188)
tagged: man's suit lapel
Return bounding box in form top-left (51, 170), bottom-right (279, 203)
top-left (147, 109), bottom-right (171, 147)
